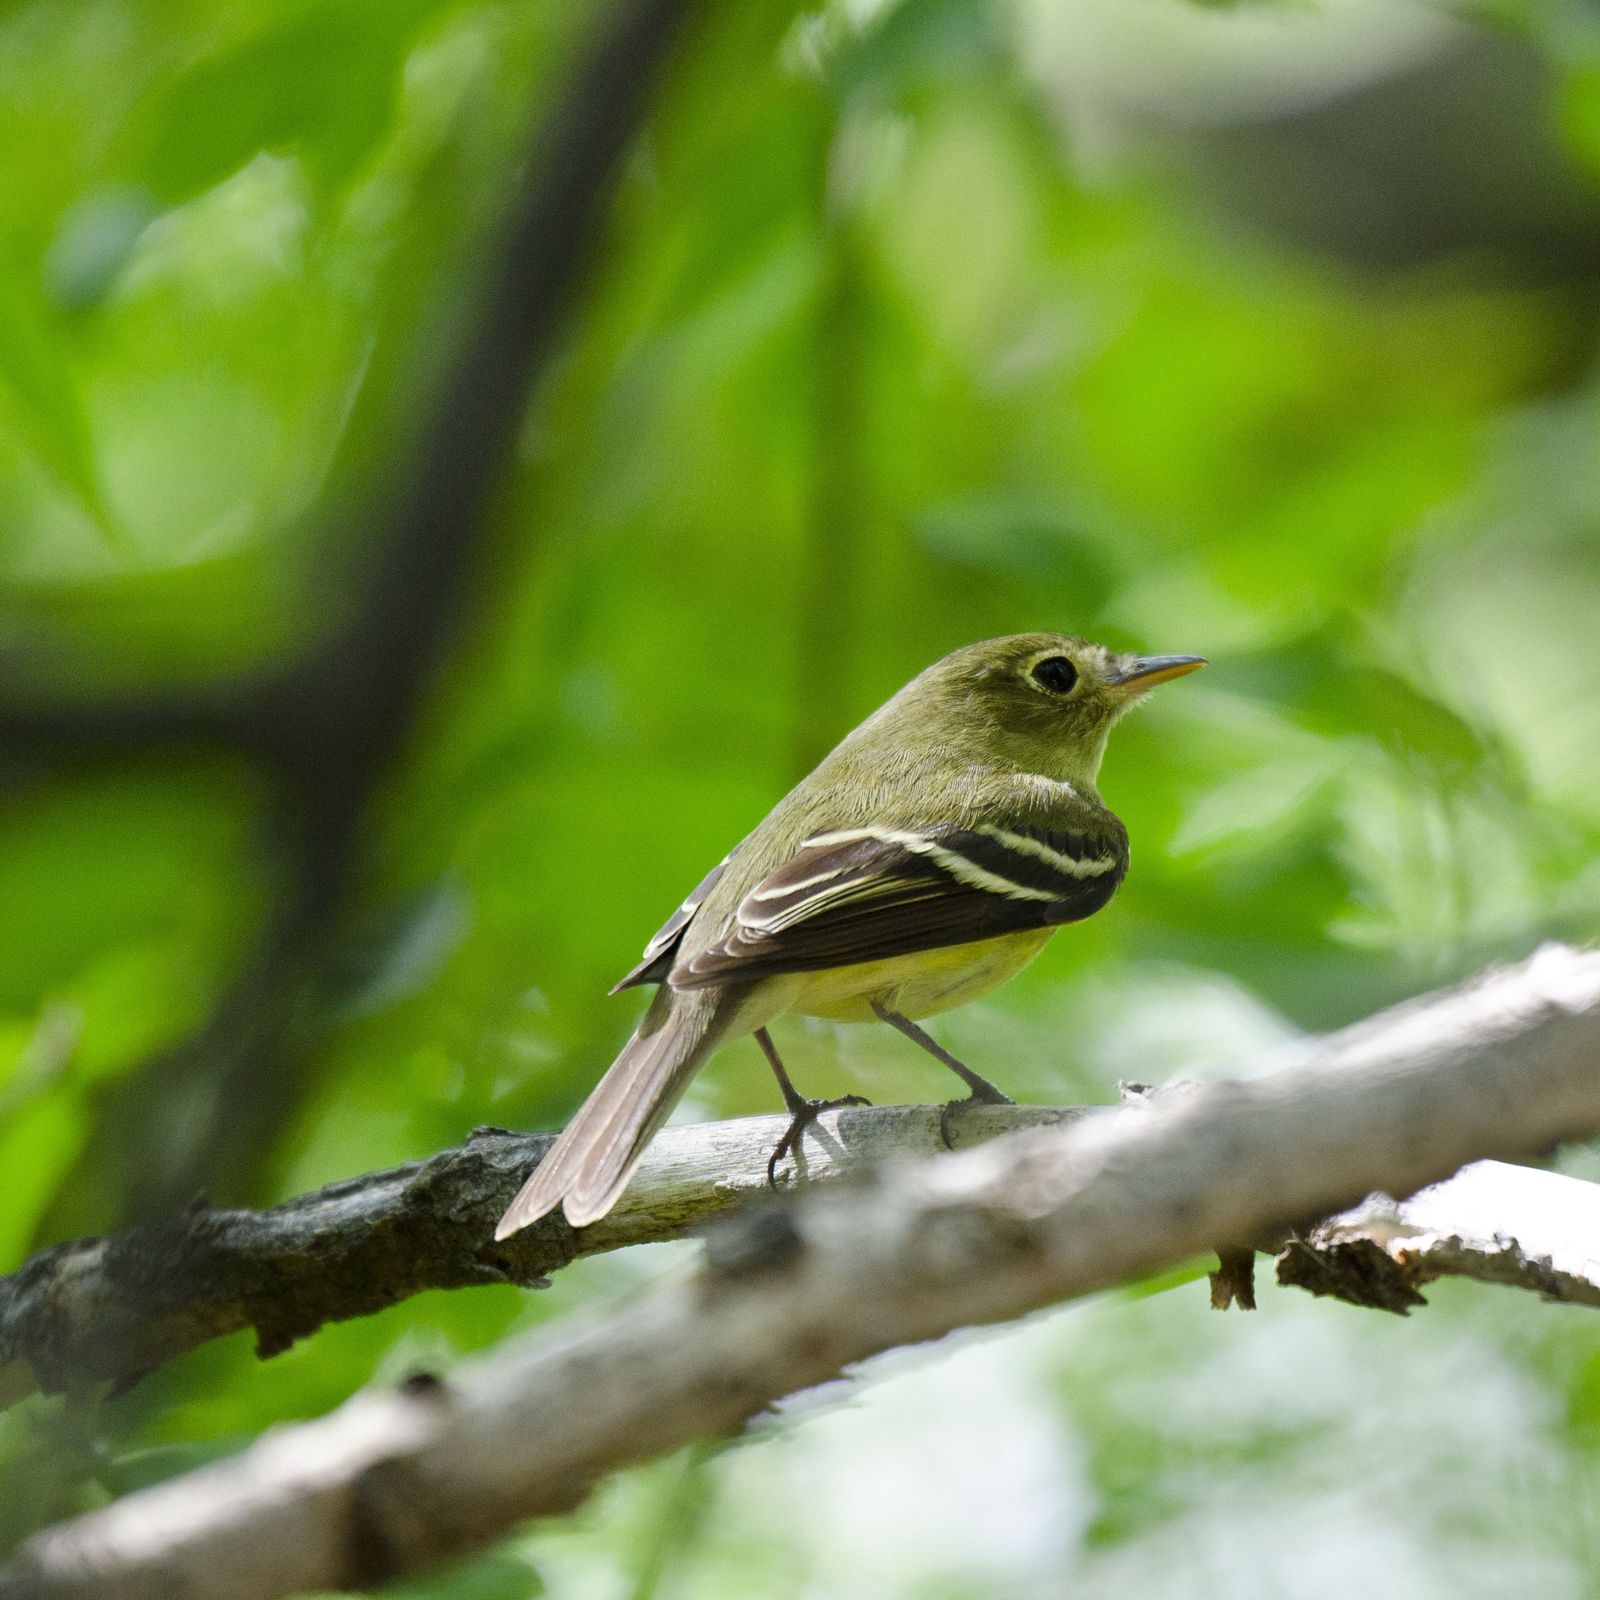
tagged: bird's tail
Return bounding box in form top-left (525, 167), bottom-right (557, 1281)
top-left (495, 985), bottom-right (738, 1236)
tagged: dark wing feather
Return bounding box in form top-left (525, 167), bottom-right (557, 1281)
top-left (673, 821), bottom-right (1126, 988)
top-left (611, 849), bottom-right (738, 993)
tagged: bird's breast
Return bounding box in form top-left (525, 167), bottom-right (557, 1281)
top-left (785, 928), bottom-right (1056, 1024)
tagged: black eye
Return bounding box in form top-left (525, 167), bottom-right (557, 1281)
top-left (1030, 655), bottom-right (1078, 695)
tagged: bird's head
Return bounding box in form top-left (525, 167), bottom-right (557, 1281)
top-left (881, 632), bottom-right (1206, 789)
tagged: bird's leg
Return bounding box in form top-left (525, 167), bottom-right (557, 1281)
top-left (756, 1027), bottom-right (870, 1188)
top-left (869, 1001), bottom-right (1014, 1149)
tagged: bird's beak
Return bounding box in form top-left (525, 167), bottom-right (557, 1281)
top-left (1106, 654), bottom-right (1207, 691)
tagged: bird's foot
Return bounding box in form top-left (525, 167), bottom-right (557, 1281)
top-left (766, 1095), bottom-right (872, 1188)
top-left (938, 1079), bottom-right (1014, 1150)
top-left (867, 1002), bottom-right (1015, 1148)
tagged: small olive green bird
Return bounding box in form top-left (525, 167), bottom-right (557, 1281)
top-left (496, 632), bottom-right (1203, 1237)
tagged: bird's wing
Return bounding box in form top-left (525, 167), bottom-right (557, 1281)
top-left (671, 820), bottom-right (1126, 987)
top-left (610, 849), bottom-right (739, 992)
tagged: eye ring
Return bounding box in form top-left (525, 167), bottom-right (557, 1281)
top-left (1030, 655), bottom-right (1079, 695)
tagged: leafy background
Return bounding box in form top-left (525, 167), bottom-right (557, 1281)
top-left (5, 0), bottom-right (1600, 1593)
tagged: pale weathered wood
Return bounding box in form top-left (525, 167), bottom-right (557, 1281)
top-left (7, 945), bottom-right (1600, 1600)
top-left (1279, 1157), bottom-right (1600, 1311)
top-left (0, 1105), bottom-right (1090, 1404)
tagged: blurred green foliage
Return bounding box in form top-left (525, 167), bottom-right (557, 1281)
top-left (5, 0), bottom-right (1600, 1591)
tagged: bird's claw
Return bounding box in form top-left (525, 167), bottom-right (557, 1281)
top-left (765, 1094), bottom-right (872, 1188)
top-left (938, 1084), bottom-right (1014, 1150)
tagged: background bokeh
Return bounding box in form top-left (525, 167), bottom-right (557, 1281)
top-left (5, 0), bottom-right (1600, 1592)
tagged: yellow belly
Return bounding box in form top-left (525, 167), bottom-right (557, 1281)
top-left (782, 928), bottom-right (1055, 1024)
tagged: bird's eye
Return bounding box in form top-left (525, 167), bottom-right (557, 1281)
top-left (1030, 655), bottom-right (1078, 695)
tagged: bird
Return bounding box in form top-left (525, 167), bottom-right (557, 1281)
top-left (496, 632), bottom-right (1204, 1237)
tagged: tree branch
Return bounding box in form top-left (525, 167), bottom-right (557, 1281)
top-left (20, 0), bottom-right (699, 1236)
top-left (0, 1105), bottom-right (1087, 1405)
top-left (6, 944), bottom-right (1600, 1600)
top-left (1278, 1156), bottom-right (1600, 1312)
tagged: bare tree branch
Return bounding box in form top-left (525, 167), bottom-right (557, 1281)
top-left (1278, 1156), bottom-right (1600, 1312)
top-left (17, 0), bottom-right (699, 1238)
top-left (0, 1104), bottom-right (1087, 1406)
top-left (6, 944), bottom-right (1600, 1600)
